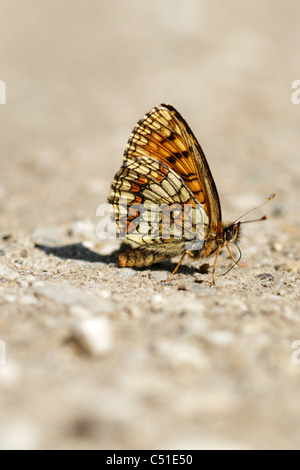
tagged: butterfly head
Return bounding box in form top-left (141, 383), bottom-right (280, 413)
top-left (223, 222), bottom-right (241, 245)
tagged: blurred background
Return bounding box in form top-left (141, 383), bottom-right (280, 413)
top-left (1, 0), bottom-right (299, 233)
top-left (1, 0), bottom-right (300, 450)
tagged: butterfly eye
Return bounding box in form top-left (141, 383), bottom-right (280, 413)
top-left (224, 224), bottom-right (240, 242)
top-left (224, 223), bottom-right (241, 243)
top-left (224, 226), bottom-right (235, 241)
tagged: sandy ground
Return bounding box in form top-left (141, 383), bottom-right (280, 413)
top-left (0, 0), bottom-right (300, 449)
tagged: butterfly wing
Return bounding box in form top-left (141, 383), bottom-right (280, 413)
top-left (108, 155), bottom-right (207, 252)
top-left (124, 103), bottom-right (222, 235)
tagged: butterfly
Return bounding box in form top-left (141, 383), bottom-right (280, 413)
top-left (108, 103), bottom-right (274, 284)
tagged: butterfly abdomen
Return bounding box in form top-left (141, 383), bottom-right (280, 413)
top-left (119, 247), bottom-right (169, 268)
top-left (119, 239), bottom-right (188, 268)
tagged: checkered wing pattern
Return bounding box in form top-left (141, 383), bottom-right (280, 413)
top-left (109, 155), bottom-right (207, 249)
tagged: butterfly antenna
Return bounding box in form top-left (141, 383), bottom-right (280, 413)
top-left (240, 215), bottom-right (267, 225)
top-left (221, 243), bottom-right (242, 277)
top-left (233, 193), bottom-right (275, 224)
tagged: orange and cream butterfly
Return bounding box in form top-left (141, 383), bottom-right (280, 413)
top-left (108, 103), bottom-right (275, 283)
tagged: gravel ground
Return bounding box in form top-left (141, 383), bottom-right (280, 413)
top-left (0, 0), bottom-right (300, 449)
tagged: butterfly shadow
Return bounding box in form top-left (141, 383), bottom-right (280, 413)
top-left (134, 260), bottom-right (204, 277)
top-left (34, 242), bottom-right (119, 264)
top-left (34, 242), bottom-right (204, 278)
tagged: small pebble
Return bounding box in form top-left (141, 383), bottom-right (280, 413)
top-left (275, 261), bottom-right (300, 273)
top-left (155, 339), bottom-right (207, 369)
top-left (198, 263), bottom-right (210, 274)
top-left (81, 240), bottom-right (95, 250)
top-left (36, 284), bottom-right (115, 314)
top-left (151, 271), bottom-right (170, 282)
top-left (152, 294), bottom-right (164, 305)
top-left (206, 330), bottom-right (235, 346)
top-left (0, 361), bottom-right (21, 388)
top-left (0, 420), bottom-right (40, 450)
top-left (96, 240), bottom-right (119, 255)
top-left (69, 220), bottom-right (96, 240)
top-left (256, 273), bottom-right (274, 282)
top-left (69, 305), bottom-right (92, 318)
top-left (190, 284), bottom-right (215, 295)
top-left (116, 267), bottom-right (137, 278)
top-left (4, 295), bottom-right (17, 303)
top-left (2, 234), bottom-right (12, 241)
top-left (1, 270), bottom-right (19, 281)
top-left (99, 290), bottom-right (111, 299)
top-left (283, 306), bottom-right (297, 320)
top-left (0, 268), bottom-right (8, 278)
top-left (271, 242), bottom-right (283, 252)
top-left (19, 295), bottom-right (38, 305)
top-left (72, 317), bottom-right (114, 357)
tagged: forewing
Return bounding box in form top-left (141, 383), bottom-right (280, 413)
top-left (125, 103), bottom-right (222, 232)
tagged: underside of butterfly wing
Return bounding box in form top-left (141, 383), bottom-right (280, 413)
top-left (108, 155), bottom-right (209, 266)
top-left (108, 103), bottom-right (226, 272)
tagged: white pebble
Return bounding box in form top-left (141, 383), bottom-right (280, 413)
top-left (0, 268), bottom-right (8, 277)
top-left (0, 270), bottom-right (19, 281)
top-left (272, 242), bottom-right (283, 252)
top-left (151, 271), bottom-right (170, 282)
top-left (152, 294), bottom-right (164, 305)
top-left (0, 361), bottom-right (21, 388)
top-left (4, 295), bottom-right (16, 303)
top-left (19, 295), bottom-right (38, 305)
top-left (100, 290), bottom-right (111, 299)
top-left (116, 268), bottom-right (136, 277)
top-left (206, 330), bottom-right (235, 346)
top-left (96, 240), bottom-right (120, 255)
top-left (73, 317), bottom-right (114, 357)
top-left (70, 220), bottom-right (95, 240)
top-left (0, 420), bottom-right (40, 450)
top-left (156, 339), bottom-right (207, 369)
top-left (69, 305), bottom-right (91, 318)
top-left (82, 240), bottom-right (95, 250)
top-left (191, 284), bottom-right (215, 295)
top-left (36, 284), bottom-right (115, 314)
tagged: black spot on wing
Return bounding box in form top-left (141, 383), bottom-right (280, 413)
top-left (167, 155), bottom-right (177, 164)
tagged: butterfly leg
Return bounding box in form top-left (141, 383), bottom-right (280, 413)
top-left (212, 245), bottom-right (221, 285)
top-left (225, 243), bottom-right (247, 267)
top-left (163, 252), bottom-right (187, 282)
